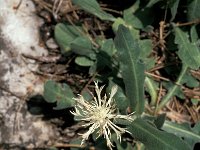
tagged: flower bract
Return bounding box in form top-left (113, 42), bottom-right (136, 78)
top-left (71, 82), bottom-right (134, 149)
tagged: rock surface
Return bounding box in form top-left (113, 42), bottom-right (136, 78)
top-left (0, 0), bottom-right (58, 148)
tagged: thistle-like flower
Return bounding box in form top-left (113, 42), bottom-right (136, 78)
top-left (70, 82), bottom-right (134, 149)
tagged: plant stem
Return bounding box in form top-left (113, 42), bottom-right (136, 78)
top-left (155, 64), bottom-right (188, 113)
top-left (145, 77), bottom-right (158, 106)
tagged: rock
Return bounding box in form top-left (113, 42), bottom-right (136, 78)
top-left (46, 38), bottom-right (59, 49)
top-left (0, 0), bottom-right (59, 148)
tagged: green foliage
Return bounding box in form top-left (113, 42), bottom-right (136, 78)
top-left (43, 80), bottom-right (75, 109)
top-left (112, 18), bottom-right (128, 33)
top-left (124, 1), bottom-right (154, 29)
top-left (100, 39), bottom-right (116, 56)
top-left (175, 26), bottom-right (200, 70)
top-left (154, 113), bottom-right (166, 129)
top-left (128, 118), bottom-right (191, 150)
top-left (162, 121), bottom-right (200, 148)
top-left (190, 25), bottom-right (199, 42)
top-left (156, 25), bottom-right (200, 111)
top-left (71, 37), bottom-right (94, 57)
top-left (139, 40), bottom-right (153, 59)
top-left (72, 0), bottom-right (115, 21)
top-left (191, 98), bottom-right (199, 106)
top-left (55, 23), bottom-right (83, 54)
top-left (114, 25), bottom-right (145, 114)
top-left (156, 65), bottom-right (188, 112)
top-left (187, 0), bottom-right (200, 21)
top-left (43, 0), bottom-right (200, 149)
top-left (108, 79), bottom-right (128, 113)
top-left (145, 77), bottom-right (159, 106)
top-left (75, 56), bottom-right (94, 67)
top-left (70, 138), bottom-right (83, 150)
top-left (55, 23), bottom-right (97, 69)
top-left (169, 0), bottom-right (180, 21)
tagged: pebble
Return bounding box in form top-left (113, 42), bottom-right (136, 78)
top-left (46, 38), bottom-right (59, 49)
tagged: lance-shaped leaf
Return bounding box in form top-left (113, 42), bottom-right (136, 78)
top-left (162, 121), bottom-right (200, 148)
top-left (55, 23), bottom-right (82, 54)
top-left (43, 80), bottom-right (75, 110)
top-left (114, 25), bottom-right (145, 114)
top-left (128, 118), bottom-right (191, 150)
top-left (187, 0), bottom-right (200, 21)
top-left (175, 26), bottom-right (200, 70)
top-left (169, 0), bottom-right (180, 21)
top-left (190, 25), bottom-right (199, 42)
top-left (72, 0), bottom-right (115, 21)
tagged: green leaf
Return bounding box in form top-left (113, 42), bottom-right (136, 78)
top-left (75, 56), bottom-right (94, 67)
top-left (72, 0), bottom-right (115, 21)
top-left (124, 5), bottom-right (154, 29)
top-left (112, 17), bottom-right (140, 39)
top-left (146, 0), bottom-right (162, 7)
top-left (162, 121), bottom-right (200, 148)
top-left (72, 36), bottom-right (92, 50)
top-left (43, 80), bottom-right (75, 109)
top-left (163, 81), bottom-right (185, 99)
top-left (55, 23), bottom-right (82, 54)
top-left (183, 71), bottom-right (199, 88)
top-left (70, 138), bottom-right (83, 150)
top-left (71, 38), bottom-right (96, 61)
top-left (108, 79), bottom-right (128, 113)
top-left (114, 25), bottom-right (145, 114)
top-left (187, 0), bottom-right (200, 21)
top-left (169, 0), bottom-right (180, 21)
top-left (156, 60), bottom-right (199, 111)
top-left (154, 114), bottom-right (166, 129)
top-left (112, 17), bottom-right (128, 33)
top-left (145, 58), bottom-right (156, 70)
top-left (100, 39), bottom-right (116, 57)
top-left (71, 36), bottom-right (94, 58)
top-left (174, 26), bottom-right (200, 70)
top-left (128, 118), bottom-right (191, 150)
top-left (117, 1), bottom-right (154, 31)
top-left (190, 25), bottom-right (199, 43)
top-left (139, 39), bottom-right (153, 59)
top-left (191, 98), bottom-right (199, 106)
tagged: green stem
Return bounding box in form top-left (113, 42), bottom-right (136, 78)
top-left (145, 77), bottom-right (157, 106)
top-left (155, 64), bottom-right (188, 113)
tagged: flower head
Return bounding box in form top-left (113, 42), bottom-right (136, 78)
top-left (71, 82), bottom-right (134, 149)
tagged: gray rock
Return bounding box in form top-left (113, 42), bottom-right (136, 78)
top-left (46, 38), bottom-right (59, 49)
top-left (0, 0), bottom-right (59, 148)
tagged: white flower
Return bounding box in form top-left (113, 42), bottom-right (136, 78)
top-left (70, 82), bottom-right (134, 150)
